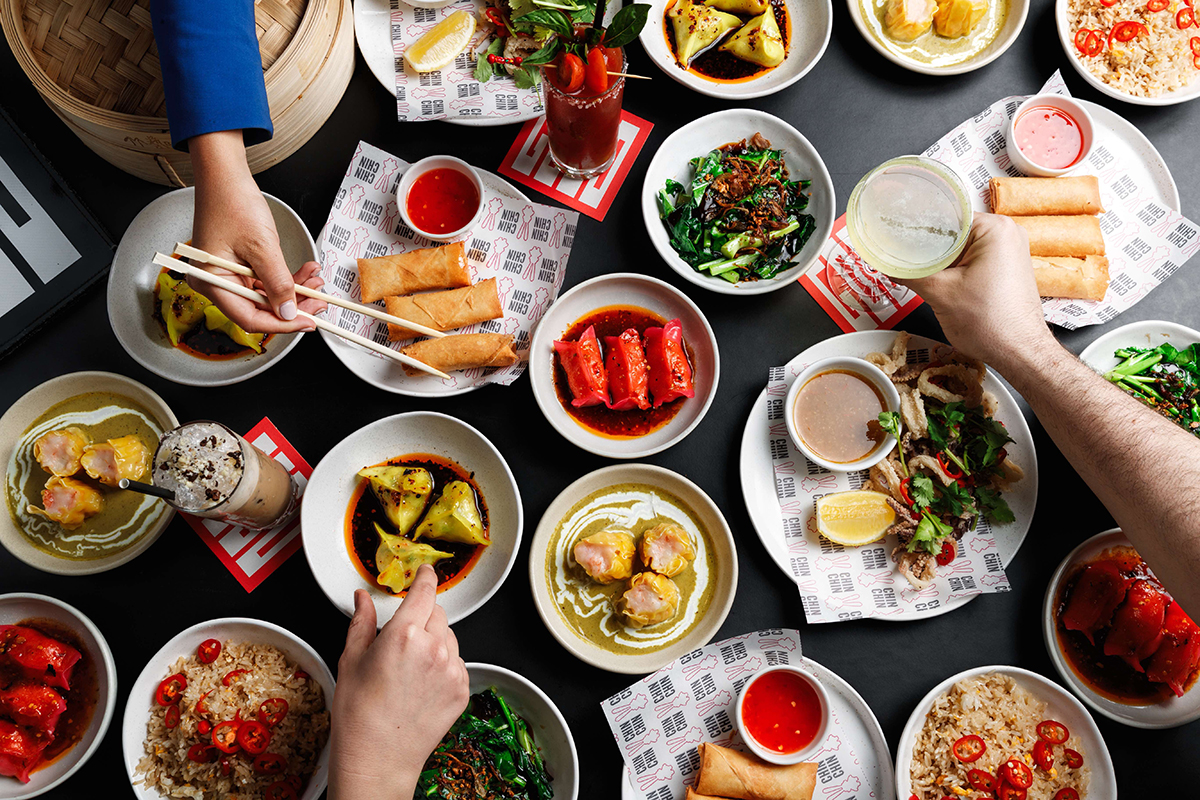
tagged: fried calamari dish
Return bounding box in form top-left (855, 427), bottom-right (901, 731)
top-left (864, 333), bottom-right (1022, 589)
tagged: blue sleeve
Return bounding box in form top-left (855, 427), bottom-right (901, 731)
top-left (150, 0), bottom-right (273, 150)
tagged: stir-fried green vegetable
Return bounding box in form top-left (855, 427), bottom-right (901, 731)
top-left (657, 136), bottom-right (816, 284)
top-left (416, 689), bottom-right (554, 800)
top-left (1104, 342), bottom-right (1200, 438)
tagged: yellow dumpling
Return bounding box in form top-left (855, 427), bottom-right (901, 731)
top-left (203, 305), bottom-right (267, 353)
top-left (157, 272), bottom-right (209, 346)
top-left (884, 0), bottom-right (937, 41)
top-left (933, 0), bottom-right (987, 37)
top-left (669, 0), bottom-right (742, 65)
top-left (719, 5), bottom-right (786, 68)
top-left (374, 523), bottom-right (452, 593)
top-left (703, 0), bottom-right (768, 14)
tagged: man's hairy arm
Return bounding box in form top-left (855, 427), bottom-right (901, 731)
top-left (903, 213), bottom-right (1200, 616)
top-left (1002, 340), bottom-right (1200, 617)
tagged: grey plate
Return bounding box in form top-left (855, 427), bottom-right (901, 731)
top-left (107, 187), bottom-right (315, 386)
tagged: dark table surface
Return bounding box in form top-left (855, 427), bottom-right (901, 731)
top-left (3, 1), bottom-right (1199, 796)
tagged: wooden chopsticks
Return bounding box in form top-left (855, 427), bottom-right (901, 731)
top-left (172, 242), bottom-right (446, 339)
top-left (152, 253), bottom-right (450, 380)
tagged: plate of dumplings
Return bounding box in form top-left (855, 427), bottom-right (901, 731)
top-left (638, 0), bottom-right (833, 98)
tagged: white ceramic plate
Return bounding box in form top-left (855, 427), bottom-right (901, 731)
top-left (847, 0), bottom-right (1028, 75)
top-left (120, 618), bottom-right (335, 800)
top-left (0, 594), bottom-right (117, 800)
top-left (318, 171), bottom-right (531, 397)
top-left (642, 109), bottom-right (835, 296)
top-left (1079, 318), bottom-right (1200, 371)
top-left (0, 372), bottom-right (177, 576)
top-left (1042, 528), bottom-right (1200, 729)
top-left (107, 188), bottom-right (313, 387)
top-left (1056, 0), bottom-right (1200, 107)
top-left (895, 666), bottom-right (1116, 798)
top-left (618, 655), bottom-right (895, 800)
top-left (466, 663), bottom-right (580, 800)
top-left (302, 411), bottom-right (522, 626)
top-left (528, 273), bottom-right (720, 458)
top-left (739, 330), bottom-right (1039, 621)
top-left (637, 0), bottom-right (832, 99)
top-left (529, 464), bottom-right (738, 674)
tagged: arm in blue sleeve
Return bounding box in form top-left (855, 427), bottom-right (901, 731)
top-left (150, 0), bottom-right (273, 150)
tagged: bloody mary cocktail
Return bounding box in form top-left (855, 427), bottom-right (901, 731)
top-left (542, 48), bottom-right (626, 179)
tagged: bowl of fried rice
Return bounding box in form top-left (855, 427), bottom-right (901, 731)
top-left (1058, 0), bottom-right (1200, 106)
top-left (121, 618), bottom-right (334, 800)
top-left (897, 666), bottom-right (1116, 799)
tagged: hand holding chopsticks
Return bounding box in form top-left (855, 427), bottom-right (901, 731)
top-left (154, 252), bottom-right (451, 380)
top-left (173, 243), bottom-right (446, 339)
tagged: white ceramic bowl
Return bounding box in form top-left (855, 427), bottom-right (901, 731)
top-left (396, 155), bottom-right (486, 242)
top-left (638, 0), bottom-right (833, 100)
top-left (0, 371), bottom-right (178, 575)
top-left (465, 663), bottom-right (580, 800)
top-left (529, 463), bottom-right (738, 674)
top-left (895, 665), bottom-right (1117, 799)
top-left (528, 273), bottom-right (720, 458)
top-left (642, 109), bottom-right (835, 296)
top-left (1006, 94), bottom-right (1095, 178)
top-left (1055, 0), bottom-right (1200, 107)
top-left (783, 356), bottom-right (900, 472)
top-left (1079, 318), bottom-right (1200, 372)
top-left (302, 411), bottom-right (522, 626)
top-left (108, 187), bottom-right (313, 387)
top-left (120, 618), bottom-right (335, 800)
top-left (0, 594), bottom-right (117, 800)
top-left (1042, 528), bottom-right (1200, 729)
top-left (847, 0), bottom-right (1028, 76)
top-left (734, 665), bottom-right (830, 765)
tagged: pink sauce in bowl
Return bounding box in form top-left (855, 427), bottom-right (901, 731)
top-left (1014, 107), bottom-right (1085, 170)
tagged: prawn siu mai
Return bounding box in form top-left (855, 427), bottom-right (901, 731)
top-left (639, 523), bottom-right (696, 577)
top-left (884, 0), bottom-right (936, 40)
top-left (573, 529), bottom-right (636, 584)
top-left (32, 428), bottom-right (89, 478)
top-left (618, 573), bottom-right (681, 628)
top-left (80, 435), bottom-right (150, 487)
top-left (26, 477), bottom-right (104, 530)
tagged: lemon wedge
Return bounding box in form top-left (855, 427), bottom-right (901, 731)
top-left (404, 11), bottom-right (476, 73)
top-left (815, 491), bottom-right (896, 546)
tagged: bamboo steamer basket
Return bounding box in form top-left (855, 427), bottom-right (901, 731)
top-left (1, 0), bottom-right (354, 186)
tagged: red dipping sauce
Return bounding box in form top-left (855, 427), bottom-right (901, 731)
top-left (406, 168), bottom-right (480, 235)
top-left (741, 670), bottom-right (823, 755)
top-left (1014, 107), bottom-right (1085, 170)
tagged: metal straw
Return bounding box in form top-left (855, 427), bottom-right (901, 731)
top-left (118, 478), bottom-right (175, 502)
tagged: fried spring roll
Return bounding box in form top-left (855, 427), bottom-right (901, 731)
top-left (384, 279), bottom-right (503, 340)
top-left (1011, 215), bottom-right (1105, 258)
top-left (686, 787), bottom-right (735, 800)
top-left (695, 743), bottom-right (817, 800)
top-left (358, 242), bottom-right (471, 303)
top-left (1033, 255), bottom-right (1109, 301)
top-left (399, 333), bottom-right (518, 377)
top-left (989, 176), bottom-right (1104, 216)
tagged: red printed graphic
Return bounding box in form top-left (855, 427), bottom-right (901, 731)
top-left (180, 418), bottom-right (311, 593)
top-left (498, 111), bottom-right (654, 221)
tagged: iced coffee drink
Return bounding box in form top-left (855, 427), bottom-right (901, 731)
top-left (152, 421), bottom-right (297, 530)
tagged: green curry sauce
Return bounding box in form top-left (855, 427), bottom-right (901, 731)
top-left (6, 392), bottom-right (167, 559)
top-left (860, 0), bottom-right (1008, 68)
top-left (546, 483), bottom-right (716, 656)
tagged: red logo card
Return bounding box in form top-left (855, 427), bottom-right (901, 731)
top-left (799, 215), bottom-right (925, 332)
top-left (498, 111), bottom-right (653, 221)
top-left (181, 418), bottom-right (312, 593)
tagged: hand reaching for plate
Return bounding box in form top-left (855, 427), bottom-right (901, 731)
top-left (897, 213), bottom-right (1055, 374)
top-left (329, 565), bottom-right (469, 800)
top-left (190, 130), bottom-right (326, 334)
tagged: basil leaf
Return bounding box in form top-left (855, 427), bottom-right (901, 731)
top-left (514, 9), bottom-right (575, 37)
top-left (513, 66), bottom-right (542, 89)
top-left (602, 3), bottom-right (650, 49)
top-left (473, 39), bottom-right (503, 83)
top-left (520, 38), bottom-right (562, 67)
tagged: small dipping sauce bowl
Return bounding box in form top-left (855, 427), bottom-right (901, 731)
top-left (784, 356), bottom-right (901, 472)
top-left (1007, 94), bottom-right (1094, 178)
top-left (397, 155), bottom-right (486, 242)
top-left (735, 665), bottom-right (830, 765)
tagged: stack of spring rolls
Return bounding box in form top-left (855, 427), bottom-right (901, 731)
top-left (357, 241), bottom-right (518, 376)
top-left (989, 176), bottom-right (1109, 302)
top-left (684, 743), bottom-right (816, 800)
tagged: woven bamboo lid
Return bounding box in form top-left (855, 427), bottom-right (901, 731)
top-left (11, 0), bottom-right (307, 119)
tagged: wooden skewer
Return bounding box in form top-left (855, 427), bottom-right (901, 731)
top-left (172, 242), bottom-right (446, 339)
top-left (153, 253), bottom-right (451, 380)
top-left (607, 71), bottom-right (651, 79)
